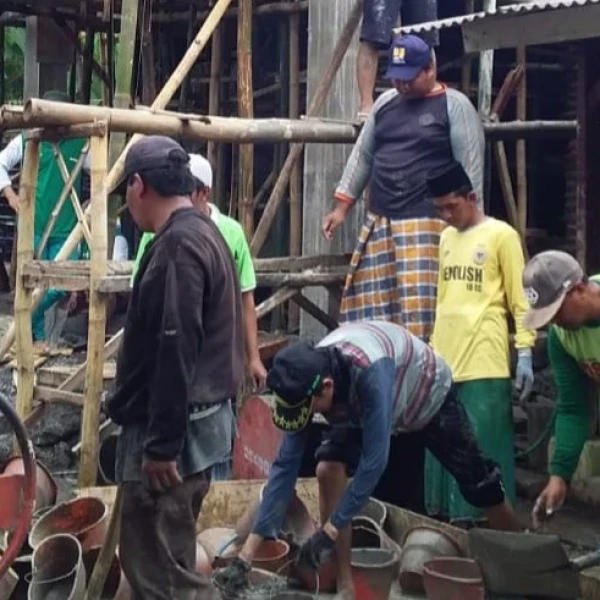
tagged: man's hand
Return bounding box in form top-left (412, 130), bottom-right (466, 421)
top-left (4, 188), bottom-right (20, 213)
top-left (532, 476), bottom-right (568, 529)
top-left (296, 528), bottom-right (336, 572)
top-left (248, 357), bottom-right (267, 391)
top-left (214, 556), bottom-right (251, 598)
top-left (142, 457), bottom-right (183, 493)
top-left (322, 203), bottom-right (350, 241)
top-left (515, 349), bottom-right (534, 404)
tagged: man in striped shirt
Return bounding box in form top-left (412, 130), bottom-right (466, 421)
top-left (215, 321), bottom-right (521, 599)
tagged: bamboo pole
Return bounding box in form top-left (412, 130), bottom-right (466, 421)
top-left (14, 139), bottom-right (39, 429)
top-left (250, 0), bottom-right (364, 256)
top-left (207, 0), bottom-right (222, 168)
top-left (237, 0), bottom-right (255, 237)
top-left (79, 127), bottom-right (109, 488)
top-left (140, 0), bottom-right (157, 105)
top-left (461, 0), bottom-right (475, 97)
top-left (288, 0), bottom-right (301, 332)
top-left (478, 0), bottom-right (496, 116)
top-left (0, 0), bottom-right (234, 360)
top-left (178, 0), bottom-right (196, 110)
top-left (516, 45), bottom-right (528, 238)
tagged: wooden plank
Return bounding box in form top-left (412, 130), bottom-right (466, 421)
top-left (301, 0), bottom-right (362, 340)
top-left (257, 268), bottom-right (347, 288)
top-left (79, 130), bottom-right (109, 488)
top-left (254, 254), bottom-right (350, 272)
top-left (37, 362), bottom-right (116, 388)
top-left (34, 385), bottom-right (85, 406)
top-left (255, 287), bottom-right (297, 320)
top-left (292, 293), bottom-right (339, 331)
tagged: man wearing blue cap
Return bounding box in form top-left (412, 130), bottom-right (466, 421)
top-left (357, 0), bottom-right (439, 117)
top-left (215, 322), bottom-right (521, 600)
top-left (322, 33), bottom-right (483, 512)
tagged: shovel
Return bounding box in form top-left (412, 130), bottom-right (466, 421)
top-left (468, 529), bottom-right (600, 599)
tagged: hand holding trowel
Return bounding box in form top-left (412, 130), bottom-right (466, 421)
top-left (531, 475), bottom-right (568, 530)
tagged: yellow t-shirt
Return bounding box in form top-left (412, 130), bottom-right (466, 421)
top-left (431, 217), bottom-right (535, 382)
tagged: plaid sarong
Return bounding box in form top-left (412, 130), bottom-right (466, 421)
top-left (340, 213), bottom-right (445, 340)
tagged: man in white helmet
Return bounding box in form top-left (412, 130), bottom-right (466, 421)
top-left (132, 153), bottom-right (266, 479)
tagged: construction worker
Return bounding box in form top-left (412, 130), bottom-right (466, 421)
top-left (521, 250), bottom-right (600, 528)
top-left (0, 90), bottom-right (87, 349)
top-left (131, 153), bottom-right (266, 392)
top-left (214, 321), bottom-right (522, 600)
top-left (108, 136), bottom-right (243, 599)
top-left (425, 162), bottom-right (535, 523)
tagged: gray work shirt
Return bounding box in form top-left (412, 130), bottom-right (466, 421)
top-left (115, 400), bottom-right (234, 482)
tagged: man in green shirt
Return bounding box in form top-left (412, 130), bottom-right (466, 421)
top-left (522, 250), bottom-right (600, 527)
top-left (132, 152), bottom-right (266, 389)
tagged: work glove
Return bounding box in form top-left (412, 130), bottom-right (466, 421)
top-left (214, 556), bottom-right (251, 598)
top-left (296, 528), bottom-right (336, 572)
top-left (515, 349), bottom-right (534, 404)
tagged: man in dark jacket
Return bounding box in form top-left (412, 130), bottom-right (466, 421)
top-left (107, 136), bottom-right (243, 600)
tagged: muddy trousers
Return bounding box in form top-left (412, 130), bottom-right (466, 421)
top-left (119, 469), bottom-right (222, 600)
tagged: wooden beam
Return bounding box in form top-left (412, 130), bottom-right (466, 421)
top-left (255, 254), bottom-right (350, 271)
top-left (34, 386), bottom-right (85, 406)
top-left (477, 0), bottom-right (497, 116)
top-left (249, 0), bottom-right (363, 256)
top-left (256, 268), bottom-right (347, 288)
top-left (516, 45), bottom-right (528, 238)
top-left (237, 0), bottom-right (254, 236)
top-left (207, 0), bottom-right (223, 168)
top-left (292, 293), bottom-right (338, 331)
top-left (25, 123), bottom-right (107, 141)
top-left (14, 139), bottom-right (39, 428)
top-left (79, 129), bottom-right (109, 488)
top-left (256, 287), bottom-right (297, 319)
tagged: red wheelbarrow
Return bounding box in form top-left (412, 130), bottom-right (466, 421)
top-left (0, 392), bottom-right (37, 595)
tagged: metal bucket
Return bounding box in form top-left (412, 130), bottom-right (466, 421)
top-left (350, 547), bottom-right (399, 600)
top-left (2, 457), bottom-right (57, 512)
top-left (29, 497), bottom-right (108, 552)
top-left (423, 557), bottom-right (485, 600)
top-left (399, 526), bottom-right (462, 594)
top-left (27, 534), bottom-right (86, 600)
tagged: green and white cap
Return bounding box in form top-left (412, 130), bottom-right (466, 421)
top-left (523, 250), bottom-right (584, 330)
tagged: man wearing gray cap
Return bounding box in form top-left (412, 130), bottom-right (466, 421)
top-left (108, 135), bottom-right (243, 599)
top-left (522, 250), bottom-right (600, 527)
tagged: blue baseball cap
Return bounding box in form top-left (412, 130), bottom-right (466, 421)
top-left (384, 34), bottom-right (432, 82)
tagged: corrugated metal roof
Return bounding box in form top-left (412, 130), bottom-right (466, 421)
top-left (396, 0), bottom-right (600, 35)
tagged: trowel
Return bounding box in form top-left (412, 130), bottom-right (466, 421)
top-left (468, 529), bottom-right (600, 599)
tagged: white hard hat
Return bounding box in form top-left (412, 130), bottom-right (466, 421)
top-left (189, 153), bottom-right (213, 189)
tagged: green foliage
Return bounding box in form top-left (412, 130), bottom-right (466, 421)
top-left (4, 27), bottom-right (25, 103)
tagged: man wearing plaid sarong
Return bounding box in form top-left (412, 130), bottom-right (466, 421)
top-left (322, 33), bottom-right (484, 513)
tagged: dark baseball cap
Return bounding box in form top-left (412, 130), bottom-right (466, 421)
top-left (426, 162), bottom-right (473, 199)
top-left (523, 250), bottom-right (584, 330)
top-left (384, 34), bottom-right (432, 82)
top-left (267, 342), bottom-right (330, 433)
top-left (114, 135), bottom-right (190, 193)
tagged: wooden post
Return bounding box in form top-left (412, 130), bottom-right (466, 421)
top-left (237, 0), bottom-right (254, 237)
top-left (14, 139), bottom-right (40, 426)
top-left (477, 0), bottom-right (496, 116)
top-left (288, 0), bottom-right (302, 332)
top-left (516, 45), bottom-right (528, 239)
top-left (461, 0), bottom-right (475, 97)
top-left (178, 0), bottom-right (195, 110)
top-left (140, 0), bottom-right (157, 105)
top-left (250, 0), bottom-right (363, 256)
top-left (79, 127), bottom-right (109, 488)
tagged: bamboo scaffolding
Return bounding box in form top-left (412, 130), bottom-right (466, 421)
top-left (0, 0), bottom-right (234, 360)
top-left (516, 45), bottom-right (528, 237)
top-left (249, 0), bottom-right (364, 256)
top-left (79, 126), bottom-right (109, 488)
top-left (36, 142), bottom-right (90, 258)
top-left (237, 0), bottom-right (255, 235)
top-left (207, 0), bottom-right (223, 169)
top-left (14, 140), bottom-right (39, 430)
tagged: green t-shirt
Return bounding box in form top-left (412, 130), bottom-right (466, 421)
top-left (131, 204), bottom-right (256, 292)
top-left (547, 274), bottom-right (600, 481)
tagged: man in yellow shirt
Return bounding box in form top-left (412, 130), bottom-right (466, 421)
top-left (425, 161), bottom-right (535, 523)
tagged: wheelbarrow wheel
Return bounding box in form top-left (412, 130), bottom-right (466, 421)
top-left (0, 392), bottom-right (37, 580)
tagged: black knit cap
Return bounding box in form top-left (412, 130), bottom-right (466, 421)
top-left (426, 161), bottom-right (473, 199)
top-left (267, 342), bottom-right (330, 432)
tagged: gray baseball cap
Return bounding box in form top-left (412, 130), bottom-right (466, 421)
top-left (522, 250), bottom-right (584, 330)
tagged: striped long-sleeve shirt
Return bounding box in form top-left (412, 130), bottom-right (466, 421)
top-left (253, 321), bottom-right (453, 536)
top-left (334, 86), bottom-right (485, 217)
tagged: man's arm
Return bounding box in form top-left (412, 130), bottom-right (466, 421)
top-left (249, 431), bottom-right (307, 541)
top-left (143, 252), bottom-right (205, 460)
top-left (446, 88), bottom-right (485, 211)
top-left (547, 326), bottom-right (591, 482)
top-left (497, 228), bottom-right (536, 350)
top-left (327, 359), bottom-right (394, 532)
top-left (0, 135), bottom-right (24, 211)
top-left (334, 89), bottom-right (397, 206)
